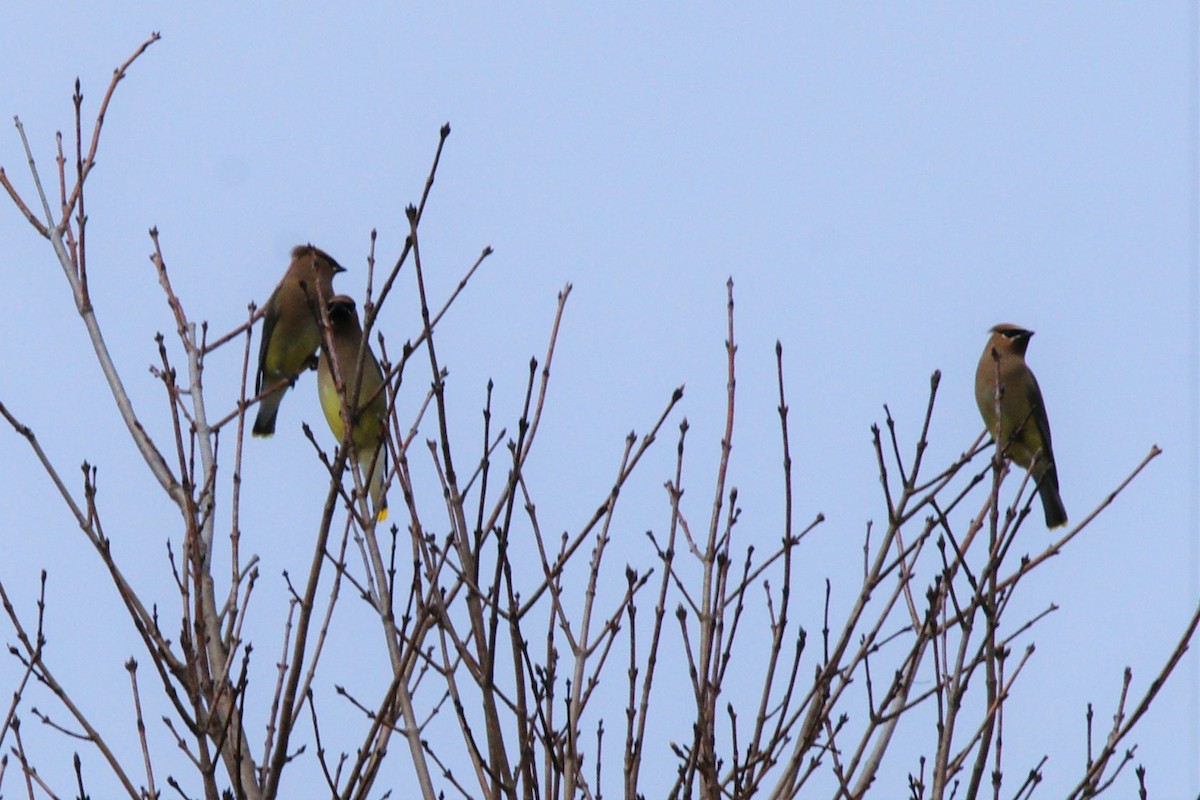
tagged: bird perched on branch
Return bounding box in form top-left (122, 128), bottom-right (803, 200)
top-left (974, 323), bottom-right (1068, 528)
top-left (317, 294), bottom-right (389, 522)
top-left (253, 245), bottom-right (346, 437)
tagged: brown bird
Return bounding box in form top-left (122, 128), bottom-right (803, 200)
top-left (317, 295), bottom-right (388, 522)
top-left (974, 323), bottom-right (1068, 528)
top-left (253, 245), bottom-right (346, 437)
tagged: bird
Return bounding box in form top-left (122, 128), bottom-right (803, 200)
top-left (974, 323), bottom-right (1067, 528)
top-left (317, 294), bottom-right (389, 522)
top-left (253, 245), bottom-right (346, 437)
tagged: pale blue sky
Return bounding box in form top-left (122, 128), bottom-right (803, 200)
top-left (0, 5), bottom-right (1196, 797)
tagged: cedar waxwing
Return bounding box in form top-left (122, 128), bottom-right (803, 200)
top-left (974, 323), bottom-right (1068, 528)
top-left (253, 245), bottom-right (346, 437)
top-left (317, 295), bottom-right (388, 522)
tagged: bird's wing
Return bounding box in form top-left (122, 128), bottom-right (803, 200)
top-left (255, 293), bottom-right (278, 394)
top-left (1025, 374), bottom-right (1055, 462)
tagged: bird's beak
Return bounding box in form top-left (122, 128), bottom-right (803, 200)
top-left (334, 264), bottom-right (347, 274)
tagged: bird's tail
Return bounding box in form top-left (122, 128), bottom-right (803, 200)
top-left (1034, 464), bottom-right (1068, 529)
top-left (365, 444), bottom-right (388, 523)
top-left (252, 390), bottom-right (284, 438)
